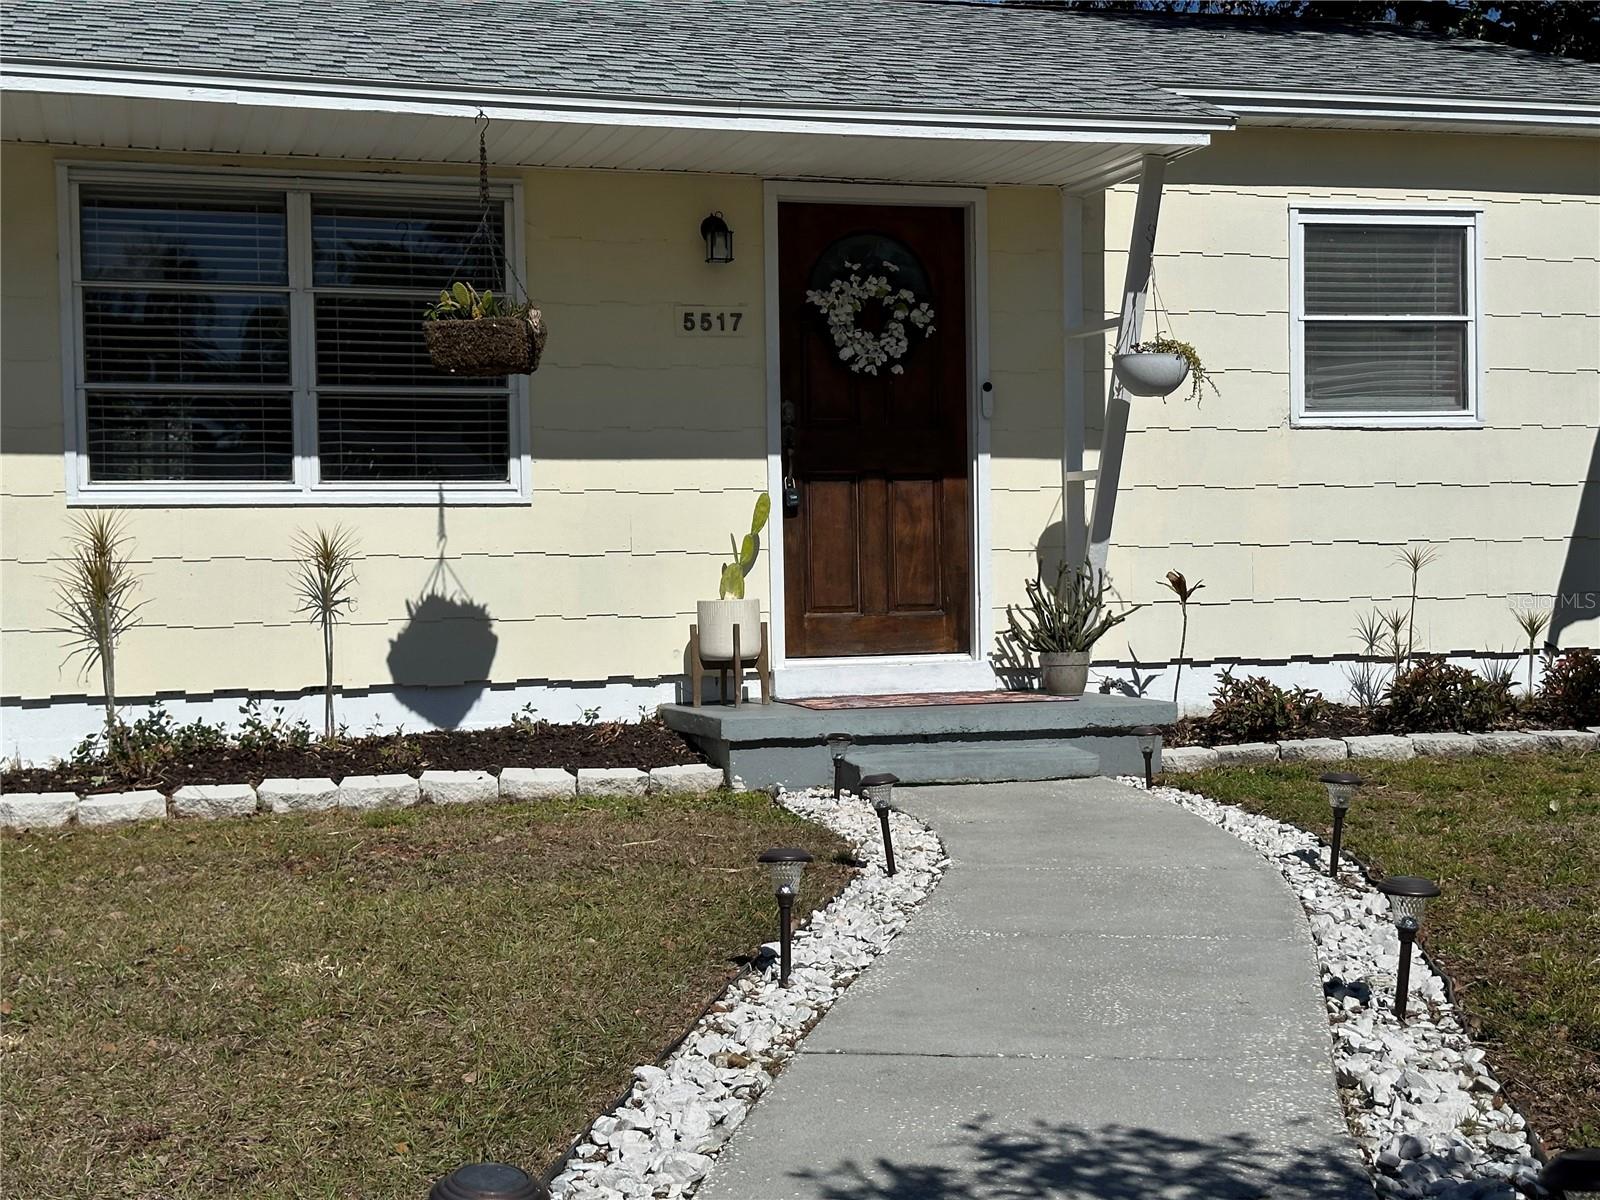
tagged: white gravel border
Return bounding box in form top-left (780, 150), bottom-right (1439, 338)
top-left (1134, 777), bottom-right (1543, 1200)
top-left (549, 787), bottom-right (947, 1200)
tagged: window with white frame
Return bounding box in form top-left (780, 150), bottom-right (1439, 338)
top-left (1291, 208), bottom-right (1481, 425)
top-left (66, 169), bottom-right (524, 499)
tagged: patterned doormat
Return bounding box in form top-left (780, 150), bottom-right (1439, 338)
top-left (787, 690), bottom-right (1078, 710)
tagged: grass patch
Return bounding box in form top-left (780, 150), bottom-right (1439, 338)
top-left (1168, 752), bottom-right (1599, 1150)
top-left (1, 792), bottom-right (853, 1198)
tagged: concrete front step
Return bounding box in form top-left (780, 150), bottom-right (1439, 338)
top-left (660, 694), bottom-right (1176, 789)
top-left (842, 742), bottom-right (1101, 788)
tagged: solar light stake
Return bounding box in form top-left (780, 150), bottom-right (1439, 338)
top-left (429, 1162), bottom-right (547, 1200)
top-left (861, 773), bottom-right (899, 876)
top-left (1542, 1147), bottom-right (1600, 1200)
top-left (758, 847), bottom-right (813, 987)
top-left (1377, 875), bottom-right (1441, 1022)
top-left (825, 733), bottom-right (852, 800)
top-left (1319, 772), bottom-right (1362, 880)
top-left (1134, 726), bottom-right (1159, 789)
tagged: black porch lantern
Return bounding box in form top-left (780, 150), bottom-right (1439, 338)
top-left (1319, 771), bottom-right (1362, 880)
top-left (860, 772), bottom-right (899, 876)
top-left (700, 211), bottom-right (734, 263)
top-left (757, 846), bottom-right (813, 986)
top-left (1376, 874), bottom-right (1441, 1022)
top-left (1543, 1148), bottom-right (1600, 1200)
top-left (1134, 726), bottom-right (1159, 789)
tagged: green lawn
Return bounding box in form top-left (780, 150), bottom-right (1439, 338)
top-left (1, 792), bottom-right (853, 1199)
top-left (1167, 752), bottom-right (1599, 1150)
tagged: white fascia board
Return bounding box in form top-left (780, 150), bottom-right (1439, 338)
top-left (1, 62), bottom-right (1232, 145)
top-left (1174, 87), bottom-right (1600, 133)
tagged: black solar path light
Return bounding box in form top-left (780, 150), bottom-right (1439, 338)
top-left (429, 1162), bottom-right (547, 1200)
top-left (758, 847), bottom-right (813, 987)
top-left (1134, 726), bottom-right (1159, 788)
top-left (1376, 875), bottom-right (1441, 1022)
top-left (825, 733), bottom-right (852, 800)
top-left (860, 772), bottom-right (899, 876)
top-left (1319, 771), bottom-right (1362, 879)
top-left (1542, 1148), bottom-right (1600, 1200)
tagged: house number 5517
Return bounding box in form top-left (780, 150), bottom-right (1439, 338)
top-left (678, 309), bottom-right (745, 335)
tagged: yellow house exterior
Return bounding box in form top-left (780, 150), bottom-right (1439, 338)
top-left (2, 3), bottom-right (1597, 761)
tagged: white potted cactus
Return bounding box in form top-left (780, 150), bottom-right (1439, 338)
top-left (697, 494), bottom-right (770, 661)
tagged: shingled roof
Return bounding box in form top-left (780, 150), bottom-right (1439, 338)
top-left (3, 0), bottom-right (1595, 121)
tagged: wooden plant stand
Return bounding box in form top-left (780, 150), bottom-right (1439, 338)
top-left (690, 621), bottom-right (772, 707)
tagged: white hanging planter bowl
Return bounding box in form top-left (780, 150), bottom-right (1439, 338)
top-left (1113, 351), bottom-right (1190, 398)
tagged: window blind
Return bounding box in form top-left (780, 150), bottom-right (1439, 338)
top-left (1300, 222), bottom-right (1472, 416)
top-left (75, 182), bottom-right (516, 489)
top-left (310, 196), bottom-right (511, 483)
top-left (79, 188), bottom-right (293, 481)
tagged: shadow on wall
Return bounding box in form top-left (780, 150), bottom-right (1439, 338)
top-left (1551, 426), bottom-right (1600, 649)
top-left (788, 1115), bottom-right (1372, 1200)
top-left (385, 497), bottom-right (498, 729)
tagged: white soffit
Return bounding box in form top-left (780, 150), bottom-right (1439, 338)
top-left (0, 69), bottom-right (1222, 188)
top-left (1178, 88), bottom-right (1600, 137)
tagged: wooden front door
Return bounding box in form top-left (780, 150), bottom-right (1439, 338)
top-left (779, 202), bottom-right (970, 658)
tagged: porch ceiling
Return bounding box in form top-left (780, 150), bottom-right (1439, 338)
top-left (0, 82), bottom-right (1213, 191)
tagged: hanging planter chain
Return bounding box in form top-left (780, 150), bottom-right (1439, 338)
top-left (422, 111), bottom-right (548, 376)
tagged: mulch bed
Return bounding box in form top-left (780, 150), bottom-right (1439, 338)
top-left (1, 720), bottom-right (706, 796)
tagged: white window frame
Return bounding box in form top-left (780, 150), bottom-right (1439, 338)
top-left (1289, 204), bottom-right (1484, 430)
top-left (57, 161), bottom-right (532, 505)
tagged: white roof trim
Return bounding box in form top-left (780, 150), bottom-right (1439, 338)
top-left (1, 61), bottom-right (1233, 144)
top-left (1176, 87), bottom-right (1600, 133)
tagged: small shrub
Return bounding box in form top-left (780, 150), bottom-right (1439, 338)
top-left (66, 703), bottom-right (229, 777)
top-left (1204, 673), bottom-right (1332, 743)
top-left (1538, 648), bottom-right (1600, 728)
top-left (1378, 656), bottom-right (1514, 733)
top-left (236, 698), bottom-right (314, 752)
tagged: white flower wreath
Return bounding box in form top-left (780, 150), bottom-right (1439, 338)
top-left (804, 260), bottom-right (935, 376)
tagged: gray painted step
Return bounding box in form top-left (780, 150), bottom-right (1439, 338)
top-left (843, 741), bottom-right (1100, 787)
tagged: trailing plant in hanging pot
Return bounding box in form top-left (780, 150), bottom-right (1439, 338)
top-left (422, 282), bottom-right (548, 376)
top-left (1112, 334), bottom-right (1217, 403)
top-left (1004, 560), bottom-right (1141, 696)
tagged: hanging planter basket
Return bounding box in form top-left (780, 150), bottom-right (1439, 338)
top-left (1113, 350), bottom-right (1190, 398)
top-left (424, 310), bottom-right (547, 377)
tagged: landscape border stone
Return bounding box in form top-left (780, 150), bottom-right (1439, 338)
top-left (1345, 734), bottom-right (1416, 762)
top-left (78, 790), bottom-right (167, 827)
top-left (1213, 741), bottom-right (1280, 765)
top-left (1277, 737), bottom-right (1349, 763)
top-left (172, 783), bottom-right (259, 819)
top-left (419, 769), bottom-right (499, 805)
top-left (337, 773), bottom-right (420, 811)
top-left (499, 766), bottom-right (579, 801)
top-left (1407, 732), bottom-right (1479, 758)
top-left (0, 792), bottom-right (79, 830)
top-left (577, 767), bottom-right (650, 798)
top-left (648, 764), bottom-right (726, 795)
top-left (258, 777), bottom-right (339, 814)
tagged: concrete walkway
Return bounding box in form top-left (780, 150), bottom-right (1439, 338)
top-left (700, 778), bottom-right (1370, 1200)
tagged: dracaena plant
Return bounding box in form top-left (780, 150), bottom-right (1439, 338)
top-left (1005, 561), bottom-right (1140, 656)
top-left (719, 494), bottom-right (772, 600)
top-left (50, 512), bottom-right (146, 749)
top-left (292, 525), bottom-right (360, 741)
top-left (1511, 601), bottom-right (1552, 697)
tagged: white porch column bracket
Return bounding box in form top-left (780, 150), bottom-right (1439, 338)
top-left (1087, 153), bottom-right (1167, 576)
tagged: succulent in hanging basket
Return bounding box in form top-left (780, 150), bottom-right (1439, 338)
top-left (1113, 334), bottom-right (1217, 404)
top-left (422, 282), bottom-right (547, 376)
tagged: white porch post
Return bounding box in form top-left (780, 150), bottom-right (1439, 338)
top-left (1086, 154), bottom-right (1167, 574)
top-left (1060, 190), bottom-right (1088, 568)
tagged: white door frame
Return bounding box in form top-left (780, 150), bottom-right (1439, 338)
top-left (762, 180), bottom-right (994, 695)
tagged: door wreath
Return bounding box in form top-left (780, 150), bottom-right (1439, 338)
top-left (805, 260), bottom-right (936, 376)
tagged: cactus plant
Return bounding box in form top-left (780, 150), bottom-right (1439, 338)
top-left (719, 494), bottom-right (772, 600)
